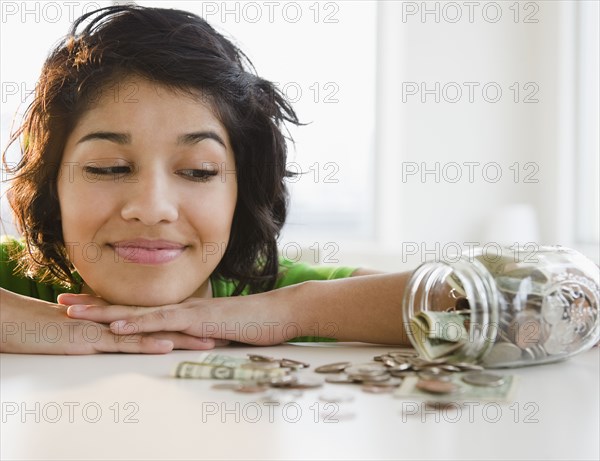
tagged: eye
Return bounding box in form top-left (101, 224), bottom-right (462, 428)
top-left (83, 165), bottom-right (132, 178)
top-left (176, 169), bottom-right (219, 183)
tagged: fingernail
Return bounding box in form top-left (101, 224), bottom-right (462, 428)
top-left (156, 340), bottom-right (174, 348)
top-left (110, 320), bottom-right (126, 330)
top-left (69, 305), bottom-right (88, 312)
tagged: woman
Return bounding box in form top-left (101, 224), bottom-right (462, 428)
top-left (0, 5), bottom-right (411, 354)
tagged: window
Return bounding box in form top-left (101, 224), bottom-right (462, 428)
top-left (575, 2), bottom-right (599, 248)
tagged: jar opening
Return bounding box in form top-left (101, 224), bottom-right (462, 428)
top-left (403, 258), bottom-right (499, 363)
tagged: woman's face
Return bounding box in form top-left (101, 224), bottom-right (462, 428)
top-left (57, 78), bottom-right (237, 306)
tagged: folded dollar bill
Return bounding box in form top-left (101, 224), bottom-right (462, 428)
top-left (173, 361), bottom-right (288, 380)
top-left (409, 311), bottom-right (469, 361)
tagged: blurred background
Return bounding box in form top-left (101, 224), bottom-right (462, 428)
top-left (1, 1), bottom-right (598, 270)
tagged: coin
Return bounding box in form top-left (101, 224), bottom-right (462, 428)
top-left (362, 384), bottom-right (395, 394)
top-left (388, 350), bottom-right (419, 359)
top-left (315, 362), bottom-right (351, 373)
top-left (461, 372), bottom-right (505, 387)
top-left (509, 310), bottom-right (549, 349)
top-left (361, 379), bottom-right (402, 388)
top-left (416, 379), bottom-right (459, 394)
top-left (387, 362), bottom-right (412, 372)
top-left (356, 373), bottom-right (391, 383)
top-left (526, 344), bottom-right (547, 360)
top-left (417, 370), bottom-right (452, 382)
top-left (280, 358), bottom-right (310, 369)
top-left (345, 363), bottom-right (388, 378)
top-left (247, 354), bottom-right (277, 362)
top-left (235, 383), bottom-right (269, 393)
top-left (452, 362), bottom-right (484, 371)
top-left (389, 370), bottom-right (415, 378)
top-left (440, 364), bottom-right (462, 373)
top-left (286, 377), bottom-right (323, 389)
top-left (325, 374), bottom-right (355, 384)
top-left (381, 357), bottom-right (398, 367)
top-left (543, 335), bottom-right (564, 355)
top-left (266, 374), bottom-right (298, 387)
top-left (482, 342), bottom-right (522, 365)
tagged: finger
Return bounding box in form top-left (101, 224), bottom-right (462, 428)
top-left (56, 322), bottom-right (174, 355)
top-left (93, 331), bottom-right (175, 354)
top-left (58, 293), bottom-right (109, 306)
top-left (110, 308), bottom-right (192, 335)
top-left (67, 304), bottom-right (156, 322)
top-left (150, 332), bottom-right (216, 350)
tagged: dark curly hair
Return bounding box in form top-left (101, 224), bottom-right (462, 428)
top-left (3, 4), bottom-right (299, 296)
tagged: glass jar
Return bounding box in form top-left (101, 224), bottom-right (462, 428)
top-left (402, 245), bottom-right (600, 368)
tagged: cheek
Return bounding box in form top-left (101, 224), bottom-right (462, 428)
top-left (57, 178), bottom-right (112, 241)
top-left (183, 185), bottom-right (237, 238)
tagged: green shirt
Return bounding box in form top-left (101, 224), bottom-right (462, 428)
top-left (0, 236), bottom-right (357, 341)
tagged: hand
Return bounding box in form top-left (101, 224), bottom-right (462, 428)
top-left (59, 293), bottom-right (230, 348)
top-left (64, 290), bottom-right (295, 346)
top-left (0, 289), bottom-right (218, 354)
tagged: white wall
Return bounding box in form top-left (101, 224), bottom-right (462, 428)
top-left (331, 1), bottom-right (599, 271)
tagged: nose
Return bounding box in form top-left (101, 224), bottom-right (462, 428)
top-left (120, 169), bottom-right (178, 225)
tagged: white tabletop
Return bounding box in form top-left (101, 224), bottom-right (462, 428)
top-left (1, 343), bottom-right (599, 461)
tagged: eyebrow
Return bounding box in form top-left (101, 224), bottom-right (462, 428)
top-left (76, 131), bottom-right (227, 149)
top-left (177, 131), bottom-right (226, 148)
top-left (76, 131), bottom-right (130, 145)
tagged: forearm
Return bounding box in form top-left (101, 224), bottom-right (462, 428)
top-left (284, 272), bottom-right (412, 345)
top-left (201, 272), bottom-right (412, 346)
top-left (0, 288), bottom-right (58, 353)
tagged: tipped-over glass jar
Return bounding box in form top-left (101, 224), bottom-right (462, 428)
top-left (403, 245), bottom-right (599, 368)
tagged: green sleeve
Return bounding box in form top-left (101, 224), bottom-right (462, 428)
top-left (211, 258), bottom-right (357, 297)
top-left (0, 236), bottom-right (77, 303)
top-left (210, 258), bottom-right (358, 342)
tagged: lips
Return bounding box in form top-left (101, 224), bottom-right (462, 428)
top-left (110, 239), bottom-right (187, 264)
